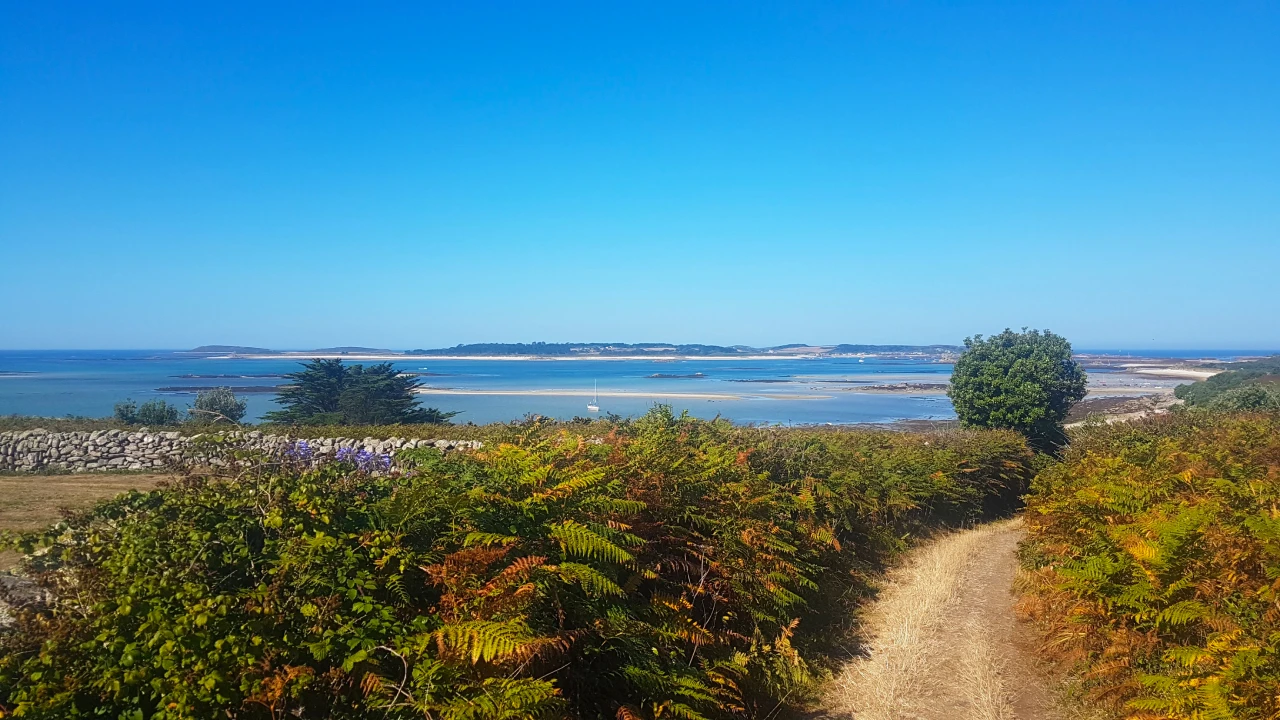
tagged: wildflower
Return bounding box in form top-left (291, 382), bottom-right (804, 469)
top-left (334, 446), bottom-right (391, 472)
top-left (285, 440), bottom-right (314, 462)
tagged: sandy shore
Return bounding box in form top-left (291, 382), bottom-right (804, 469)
top-left (1085, 386), bottom-right (1178, 396)
top-left (1120, 364), bottom-right (1221, 379)
top-left (839, 383), bottom-right (950, 395)
top-left (217, 353), bottom-right (838, 362)
top-left (414, 388), bottom-right (834, 401)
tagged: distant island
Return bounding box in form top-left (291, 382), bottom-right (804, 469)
top-left (186, 342), bottom-right (965, 359)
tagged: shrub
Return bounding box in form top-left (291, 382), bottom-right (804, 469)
top-left (1205, 383), bottom-right (1280, 412)
top-left (1021, 413), bottom-right (1280, 719)
top-left (187, 386), bottom-right (248, 424)
top-left (0, 408), bottom-right (1033, 720)
top-left (112, 398), bottom-right (181, 426)
top-left (1174, 355), bottom-right (1280, 406)
top-left (947, 328), bottom-right (1087, 453)
top-left (112, 399), bottom-right (138, 423)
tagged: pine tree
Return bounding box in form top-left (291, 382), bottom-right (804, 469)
top-left (265, 358), bottom-right (456, 424)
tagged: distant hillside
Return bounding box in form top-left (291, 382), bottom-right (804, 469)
top-left (186, 345), bottom-right (277, 354)
top-left (309, 347), bottom-right (397, 354)
top-left (1174, 355), bottom-right (1280, 405)
top-left (829, 344), bottom-right (963, 355)
top-left (407, 342), bottom-right (964, 357)
top-left (407, 342), bottom-right (745, 356)
top-left (189, 342), bottom-right (967, 358)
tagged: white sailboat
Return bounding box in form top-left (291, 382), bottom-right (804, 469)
top-left (587, 380), bottom-right (600, 413)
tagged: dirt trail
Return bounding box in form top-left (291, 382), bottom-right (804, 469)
top-left (822, 518), bottom-right (1060, 720)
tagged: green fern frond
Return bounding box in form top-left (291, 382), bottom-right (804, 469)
top-left (1157, 600), bottom-right (1207, 627)
top-left (464, 532), bottom-right (519, 547)
top-left (548, 520), bottom-right (635, 566)
top-left (435, 620), bottom-right (537, 664)
top-left (557, 562), bottom-right (626, 597)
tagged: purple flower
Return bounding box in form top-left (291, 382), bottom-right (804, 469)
top-left (285, 440), bottom-right (314, 462)
top-left (335, 446), bottom-right (391, 472)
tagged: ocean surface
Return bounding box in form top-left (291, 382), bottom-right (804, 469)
top-left (0, 349), bottom-right (1263, 426)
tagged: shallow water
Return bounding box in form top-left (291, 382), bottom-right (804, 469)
top-left (2, 349), bottom-right (1253, 425)
top-left (0, 351), bottom-right (957, 425)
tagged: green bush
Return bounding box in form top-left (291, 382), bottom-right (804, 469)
top-left (1205, 383), bottom-right (1280, 412)
top-left (1021, 412), bottom-right (1280, 719)
top-left (1174, 355), bottom-right (1280, 406)
top-left (188, 387), bottom-right (248, 424)
top-left (947, 328), bottom-right (1087, 453)
top-left (112, 399), bottom-right (138, 423)
top-left (113, 398), bottom-right (182, 426)
top-left (0, 409), bottom-right (1033, 719)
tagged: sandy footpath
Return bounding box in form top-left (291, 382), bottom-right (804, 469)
top-left (822, 519), bottom-right (1062, 720)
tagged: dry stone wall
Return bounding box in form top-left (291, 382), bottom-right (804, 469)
top-left (0, 428), bottom-right (480, 473)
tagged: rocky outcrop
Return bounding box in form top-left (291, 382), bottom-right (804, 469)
top-left (0, 428), bottom-right (481, 473)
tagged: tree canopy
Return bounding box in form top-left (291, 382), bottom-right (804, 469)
top-left (946, 328), bottom-right (1087, 452)
top-left (189, 387), bottom-right (247, 424)
top-left (1173, 355), bottom-right (1280, 406)
top-left (264, 359), bottom-right (456, 425)
top-left (1205, 383), bottom-right (1280, 412)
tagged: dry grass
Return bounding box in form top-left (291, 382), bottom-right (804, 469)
top-left (0, 472), bottom-right (172, 570)
top-left (826, 519), bottom-right (1023, 720)
top-left (958, 619), bottom-right (1015, 720)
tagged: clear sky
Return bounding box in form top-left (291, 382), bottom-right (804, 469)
top-left (2, 2), bottom-right (1277, 350)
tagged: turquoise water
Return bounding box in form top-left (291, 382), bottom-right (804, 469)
top-left (0, 351), bottom-right (956, 425)
top-left (3, 349), bottom-right (1266, 425)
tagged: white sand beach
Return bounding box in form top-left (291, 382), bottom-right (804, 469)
top-left (1120, 364), bottom-right (1222, 379)
top-left (414, 388), bottom-right (834, 401)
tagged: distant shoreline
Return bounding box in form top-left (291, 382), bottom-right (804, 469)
top-left (212, 353), bottom-right (947, 362)
top-left (413, 388), bottom-right (835, 400)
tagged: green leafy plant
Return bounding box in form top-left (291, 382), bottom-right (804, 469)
top-left (1205, 383), bottom-right (1280, 412)
top-left (112, 398), bottom-right (182, 426)
top-left (947, 328), bottom-right (1087, 453)
top-left (1020, 412), bottom-right (1280, 719)
top-left (188, 386), bottom-right (248, 424)
top-left (0, 408), bottom-right (1033, 719)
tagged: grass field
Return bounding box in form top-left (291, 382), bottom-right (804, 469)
top-left (0, 472), bottom-right (172, 570)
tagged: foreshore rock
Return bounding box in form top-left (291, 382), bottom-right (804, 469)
top-left (0, 428), bottom-right (481, 473)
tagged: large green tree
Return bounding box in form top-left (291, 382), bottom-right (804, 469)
top-left (265, 359), bottom-right (456, 425)
top-left (947, 328), bottom-right (1087, 452)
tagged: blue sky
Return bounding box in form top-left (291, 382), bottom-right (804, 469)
top-left (2, 2), bottom-right (1277, 350)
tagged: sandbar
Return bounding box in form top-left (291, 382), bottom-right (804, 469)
top-left (1120, 365), bottom-right (1221, 379)
top-left (414, 388), bottom-right (833, 401)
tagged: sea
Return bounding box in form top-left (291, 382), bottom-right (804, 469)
top-left (0, 349), bottom-right (1267, 426)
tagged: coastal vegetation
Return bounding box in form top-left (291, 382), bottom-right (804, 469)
top-left (110, 389), bottom-right (249, 427)
top-left (1204, 384), bottom-right (1280, 412)
top-left (112, 398), bottom-right (182, 426)
top-left (947, 328), bottom-right (1087, 453)
top-left (264, 359), bottom-right (457, 426)
top-left (1174, 355), bottom-right (1280, 407)
top-left (189, 387), bottom-right (248, 424)
top-left (11, 335), bottom-right (1280, 718)
top-left (1020, 412), bottom-right (1280, 719)
top-left (183, 342), bottom-right (966, 358)
top-left (0, 408), bottom-right (1034, 719)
